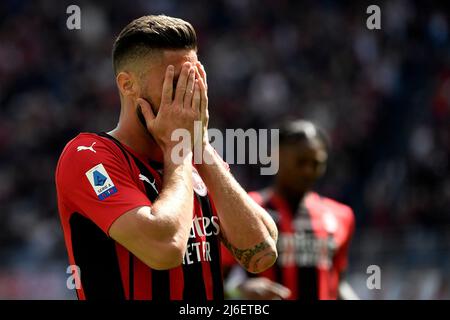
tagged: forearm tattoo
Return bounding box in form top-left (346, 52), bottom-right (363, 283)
top-left (221, 234), bottom-right (273, 271)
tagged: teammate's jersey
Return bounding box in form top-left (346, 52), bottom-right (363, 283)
top-left (55, 132), bottom-right (224, 300)
top-left (223, 188), bottom-right (354, 300)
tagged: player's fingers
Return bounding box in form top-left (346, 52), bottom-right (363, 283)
top-left (267, 282), bottom-right (291, 299)
top-left (161, 65), bottom-right (174, 107)
top-left (183, 69), bottom-right (195, 109)
top-left (196, 62), bottom-right (207, 90)
top-left (136, 98), bottom-right (155, 126)
top-left (191, 80), bottom-right (201, 114)
top-left (174, 62), bottom-right (192, 106)
top-left (198, 76), bottom-right (208, 117)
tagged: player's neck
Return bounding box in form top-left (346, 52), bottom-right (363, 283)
top-left (274, 184), bottom-right (306, 212)
top-left (108, 111), bottom-right (163, 163)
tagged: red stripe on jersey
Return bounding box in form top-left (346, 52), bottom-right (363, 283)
top-left (169, 267), bottom-right (184, 300)
top-left (62, 219), bottom-right (86, 300)
top-left (134, 257), bottom-right (152, 300)
top-left (259, 265), bottom-right (276, 280)
top-left (148, 269), bottom-right (152, 300)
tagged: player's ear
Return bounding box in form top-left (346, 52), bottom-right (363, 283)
top-left (116, 71), bottom-right (137, 97)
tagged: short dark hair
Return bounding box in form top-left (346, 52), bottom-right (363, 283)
top-left (112, 15), bottom-right (197, 74)
top-left (278, 119), bottom-right (330, 151)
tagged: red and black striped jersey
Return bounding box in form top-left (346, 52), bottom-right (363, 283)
top-left (222, 188), bottom-right (355, 300)
top-left (55, 132), bottom-right (224, 300)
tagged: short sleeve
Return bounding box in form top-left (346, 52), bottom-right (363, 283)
top-left (56, 136), bottom-right (152, 236)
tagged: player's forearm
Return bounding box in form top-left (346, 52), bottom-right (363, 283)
top-left (151, 151), bottom-right (194, 249)
top-left (196, 145), bottom-right (278, 273)
top-left (109, 152), bottom-right (194, 270)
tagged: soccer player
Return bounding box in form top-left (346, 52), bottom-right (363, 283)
top-left (223, 119), bottom-right (358, 300)
top-left (55, 15), bottom-right (278, 300)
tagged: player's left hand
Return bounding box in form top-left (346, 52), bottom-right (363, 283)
top-left (238, 278), bottom-right (291, 300)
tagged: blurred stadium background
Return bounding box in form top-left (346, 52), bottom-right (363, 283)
top-left (0, 0), bottom-right (449, 299)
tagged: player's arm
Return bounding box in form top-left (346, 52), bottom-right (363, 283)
top-left (197, 144), bottom-right (278, 274)
top-left (110, 63), bottom-right (200, 270)
top-left (109, 155), bottom-right (193, 270)
top-left (194, 63), bottom-right (278, 274)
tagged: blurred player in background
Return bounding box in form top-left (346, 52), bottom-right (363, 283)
top-left (55, 15), bottom-right (278, 300)
top-left (223, 119), bottom-right (358, 300)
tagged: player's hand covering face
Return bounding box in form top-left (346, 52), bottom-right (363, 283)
top-left (137, 62), bottom-right (201, 154)
top-left (136, 57), bottom-right (209, 155)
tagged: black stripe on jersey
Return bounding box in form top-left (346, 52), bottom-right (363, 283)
top-left (182, 195), bottom-right (207, 301)
top-left (70, 212), bottom-right (125, 300)
top-left (198, 194), bottom-right (224, 300)
top-left (152, 269), bottom-right (171, 300)
top-left (129, 253), bottom-right (134, 300)
top-left (297, 267), bottom-right (319, 300)
top-left (181, 252), bottom-right (207, 301)
top-left (97, 132), bottom-right (133, 171)
top-left (265, 195), bottom-right (284, 284)
top-left (296, 205), bottom-right (319, 301)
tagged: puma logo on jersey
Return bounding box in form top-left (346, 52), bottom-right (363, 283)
top-left (139, 173), bottom-right (158, 194)
top-left (77, 142), bottom-right (96, 153)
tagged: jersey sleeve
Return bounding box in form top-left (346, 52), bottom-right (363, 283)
top-left (56, 136), bottom-right (152, 236)
top-left (334, 207), bottom-right (356, 273)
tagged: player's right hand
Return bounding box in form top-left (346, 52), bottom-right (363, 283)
top-left (238, 278), bottom-right (291, 300)
top-left (137, 62), bottom-right (200, 155)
